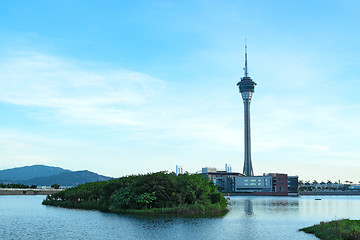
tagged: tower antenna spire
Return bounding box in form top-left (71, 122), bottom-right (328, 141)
top-left (244, 39), bottom-right (248, 77)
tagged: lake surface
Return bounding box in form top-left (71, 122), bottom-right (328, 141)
top-left (1, 195), bottom-right (360, 239)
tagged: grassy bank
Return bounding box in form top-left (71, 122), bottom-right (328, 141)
top-left (42, 200), bottom-right (227, 217)
top-left (299, 219), bottom-right (360, 240)
top-left (42, 172), bottom-right (228, 217)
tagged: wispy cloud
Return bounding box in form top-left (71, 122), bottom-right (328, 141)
top-left (0, 51), bottom-right (244, 147)
top-left (0, 52), bottom-right (166, 127)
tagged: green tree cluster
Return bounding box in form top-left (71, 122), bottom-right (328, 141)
top-left (43, 172), bottom-right (228, 216)
top-left (51, 184), bottom-right (60, 189)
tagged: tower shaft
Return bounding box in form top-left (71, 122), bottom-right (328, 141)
top-left (243, 99), bottom-right (254, 176)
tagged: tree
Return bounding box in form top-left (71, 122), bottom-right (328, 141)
top-left (30, 185), bottom-right (37, 189)
top-left (51, 184), bottom-right (60, 189)
top-left (136, 192), bottom-right (157, 209)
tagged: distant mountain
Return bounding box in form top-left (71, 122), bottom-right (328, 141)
top-left (20, 170), bottom-right (111, 186)
top-left (0, 165), bottom-right (71, 181)
top-left (0, 165), bottom-right (111, 186)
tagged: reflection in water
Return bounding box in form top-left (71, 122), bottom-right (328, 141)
top-left (3, 196), bottom-right (360, 239)
top-left (239, 197), bottom-right (300, 216)
top-left (244, 199), bottom-right (254, 216)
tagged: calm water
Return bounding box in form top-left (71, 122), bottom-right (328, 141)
top-left (1, 195), bottom-right (360, 239)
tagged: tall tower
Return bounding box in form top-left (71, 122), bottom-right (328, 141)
top-left (237, 43), bottom-right (257, 176)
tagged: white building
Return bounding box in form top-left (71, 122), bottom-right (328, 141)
top-left (176, 165), bottom-right (183, 176)
top-left (234, 175), bottom-right (273, 192)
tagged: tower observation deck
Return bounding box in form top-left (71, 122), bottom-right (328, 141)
top-left (237, 44), bottom-right (257, 176)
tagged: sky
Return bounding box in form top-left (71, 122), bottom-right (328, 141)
top-left (0, 0), bottom-right (360, 182)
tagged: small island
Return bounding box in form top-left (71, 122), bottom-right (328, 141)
top-left (43, 172), bottom-right (228, 217)
top-left (300, 219), bottom-right (360, 240)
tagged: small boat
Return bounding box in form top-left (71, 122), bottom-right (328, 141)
top-left (315, 198), bottom-right (322, 200)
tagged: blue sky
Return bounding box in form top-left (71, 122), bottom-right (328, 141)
top-left (1, 1), bottom-right (360, 182)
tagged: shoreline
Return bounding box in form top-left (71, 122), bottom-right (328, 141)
top-left (0, 188), bottom-right (64, 195)
top-left (224, 191), bottom-right (360, 197)
top-left (299, 191), bottom-right (360, 196)
top-left (3, 189), bottom-right (360, 196)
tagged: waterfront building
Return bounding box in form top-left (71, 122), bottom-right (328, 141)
top-left (233, 173), bottom-right (298, 196)
top-left (288, 175), bottom-right (299, 194)
top-left (350, 185), bottom-right (360, 191)
top-left (237, 43), bottom-right (257, 176)
top-left (201, 165), bottom-right (244, 192)
top-left (201, 167), bottom-right (298, 195)
top-left (234, 175), bottom-right (273, 192)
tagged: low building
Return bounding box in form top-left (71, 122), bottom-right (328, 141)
top-left (288, 175), bottom-right (299, 195)
top-left (201, 166), bottom-right (244, 192)
top-left (234, 175), bottom-right (273, 193)
top-left (350, 185), bottom-right (360, 191)
top-left (233, 173), bottom-right (298, 196)
top-left (201, 165), bottom-right (299, 196)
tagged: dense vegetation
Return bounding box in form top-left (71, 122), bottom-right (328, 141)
top-left (300, 219), bottom-right (360, 240)
top-left (0, 183), bottom-right (37, 189)
top-left (43, 172), bottom-right (228, 216)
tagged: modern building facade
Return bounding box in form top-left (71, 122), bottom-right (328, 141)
top-left (234, 175), bottom-right (273, 193)
top-left (200, 166), bottom-right (298, 195)
top-left (233, 173), bottom-right (299, 196)
top-left (201, 165), bottom-right (244, 192)
top-left (237, 44), bottom-right (257, 176)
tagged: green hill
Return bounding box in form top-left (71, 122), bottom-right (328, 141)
top-left (21, 170), bottom-right (111, 186)
top-left (0, 165), bottom-right (111, 186)
top-left (0, 165), bottom-right (70, 182)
